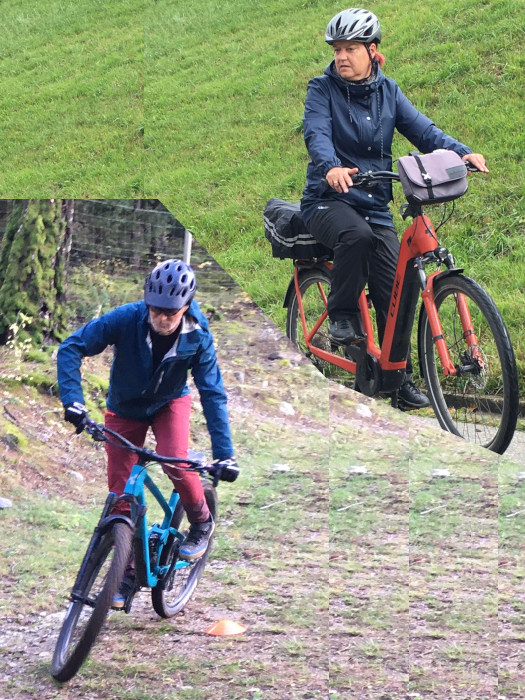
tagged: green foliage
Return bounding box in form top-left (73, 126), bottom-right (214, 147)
top-left (0, 201), bottom-right (23, 288)
top-left (0, 200), bottom-right (67, 344)
top-left (24, 347), bottom-right (52, 364)
top-left (66, 264), bottom-right (143, 325)
top-left (146, 0), bottom-right (525, 388)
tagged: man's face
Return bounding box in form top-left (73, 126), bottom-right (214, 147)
top-left (333, 40), bottom-right (376, 81)
top-left (148, 305), bottom-right (189, 336)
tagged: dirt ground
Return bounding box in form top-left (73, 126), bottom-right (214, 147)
top-left (0, 286), bottom-right (523, 699)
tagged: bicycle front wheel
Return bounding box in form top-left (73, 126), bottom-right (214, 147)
top-left (418, 274), bottom-right (518, 453)
top-left (286, 267), bottom-right (350, 384)
top-left (152, 481), bottom-right (218, 618)
top-left (51, 522), bottom-right (133, 682)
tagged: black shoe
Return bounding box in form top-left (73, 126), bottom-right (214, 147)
top-left (179, 516), bottom-right (215, 562)
top-left (111, 575), bottom-right (135, 610)
top-left (329, 317), bottom-right (365, 345)
top-left (398, 378), bottom-right (431, 409)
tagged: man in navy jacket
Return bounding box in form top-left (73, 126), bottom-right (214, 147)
top-left (301, 8), bottom-right (488, 408)
top-left (58, 259), bottom-right (236, 607)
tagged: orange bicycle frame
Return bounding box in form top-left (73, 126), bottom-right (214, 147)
top-left (293, 209), bottom-right (476, 389)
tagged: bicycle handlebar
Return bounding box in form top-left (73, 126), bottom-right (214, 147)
top-left (85, 420), bottom-right (209, 471)
top-left (351, 171), bottom-right (400, 187)
top-left (352, 163), bottom-right (479, 187)
top-left (324, 161), bottom-right (480, 190)
top-left (84, 421), bottom-right (239, 486)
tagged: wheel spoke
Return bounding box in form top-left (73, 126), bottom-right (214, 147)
top-left (51, 523), bottom-right (133, 682)
top-left (151, 482), bottom-right (217, 618)
top-left (420, 275), bottom-right (518, 453)
top-left (286, 269), bottom-right (353, 385)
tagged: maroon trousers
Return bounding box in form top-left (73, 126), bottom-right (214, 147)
top-left (104, 395), bottom-right (210, 524)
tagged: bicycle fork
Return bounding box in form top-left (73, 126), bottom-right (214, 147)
top-left (420, 268), bottom-right (481, 376)
top-left (69, 492), bottom-right (133, 607)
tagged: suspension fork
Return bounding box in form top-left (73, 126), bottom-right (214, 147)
top-left (455, 293), bottom-right (481, 352)
top-left (421, 271), bottom-right (457, 376)
top-left (421, 270), bottom-right (481, 375)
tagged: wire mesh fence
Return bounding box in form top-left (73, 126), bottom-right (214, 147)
top-left (0, 199), bottom-right (234, 293)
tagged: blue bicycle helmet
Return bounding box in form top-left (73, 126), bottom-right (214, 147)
top-left (144, 259), bottom-right (197, 309)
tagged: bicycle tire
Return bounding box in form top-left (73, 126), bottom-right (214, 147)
top-left (286, 267), bottom-right (352, 384)
top-left (151, 481), bottom-right (217, 618)
top-left (418, 274), bottom-right (518, 454)
top-left (51, 522), bottom-right (133, 682)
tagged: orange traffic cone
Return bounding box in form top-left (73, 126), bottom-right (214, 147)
top-left (205, 620), bottom-right (247, 636)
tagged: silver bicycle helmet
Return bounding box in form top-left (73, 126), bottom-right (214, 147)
top-left (144, 259), bottom-right (197, 309)
top-left (325, 8), bottom-right (381, 45)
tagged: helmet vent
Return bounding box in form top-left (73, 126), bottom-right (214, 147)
top-left (144, 259), bottom-right (197, 310)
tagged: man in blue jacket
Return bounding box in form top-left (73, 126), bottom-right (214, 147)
top-left (301, 8), bottom-right (488, 408)
top-left (57, 259), bottom-right (237, 607)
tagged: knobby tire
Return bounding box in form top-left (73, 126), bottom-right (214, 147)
top-left (51, 522), bottom-right (133, 682)
top-left (418, 274), bottom-right (518, 454)
top-left (151, 481), bottom-right (218, 618)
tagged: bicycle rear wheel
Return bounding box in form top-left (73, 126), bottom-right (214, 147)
top-left (151, 481), bottom-right (217, 618)
top-left (51, 522), bottom-right (133, 682)
top-left (418, 274), bottom-right (518, 453)
top-left (286, 267), bottom-right (351, 384)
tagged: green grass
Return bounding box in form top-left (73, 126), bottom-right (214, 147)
top-left (145, 0), bottom-right (525, 388)
top-left (0, 0), bottom-right (144, 197)
top-left (326, 382), bottom-right (521, 696)
top-left (0, 277), bottom-right (331, 698)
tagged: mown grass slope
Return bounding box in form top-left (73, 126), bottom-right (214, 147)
top-left (0, 0), bottom-right (144, 197)
top-left (146, 0), bottom-right (525, 385)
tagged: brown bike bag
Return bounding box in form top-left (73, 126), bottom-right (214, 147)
top-left (397, 150), bottom-right (468, 205)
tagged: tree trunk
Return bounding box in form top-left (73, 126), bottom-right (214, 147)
top-left (0, 199), bottom-right (69, 345)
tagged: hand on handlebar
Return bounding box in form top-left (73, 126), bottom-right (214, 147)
top-left (326, 166), bottom-right (359, 193)
top-left (462, 153), bottom-right (489, 174)
top-left (210, 457), bottom-right (239, 487)
top-left (64, 402), bottom-right (89, 435)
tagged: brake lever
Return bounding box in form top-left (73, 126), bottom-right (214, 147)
top-left (465, 162), bottom-right (481, 173)
top-left (86, 420), bottom-right (107, 442)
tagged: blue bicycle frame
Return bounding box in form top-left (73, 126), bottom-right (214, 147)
top-left (124, 463), bottom-right (190, 588)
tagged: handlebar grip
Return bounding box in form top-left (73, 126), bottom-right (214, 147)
top-left (210, 462), bottom-right (240, 486)
top-left (465, 162), bottom-right (482, 173)
top-left (219, 464), bottom-right (240, 482)
top-left (350, 173), bottom-right (368, 187)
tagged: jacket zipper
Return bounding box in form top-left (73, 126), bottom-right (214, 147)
top-left (153, 370), bottom-right (165, 394)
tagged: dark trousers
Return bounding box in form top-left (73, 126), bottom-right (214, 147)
top-left (304, 199), bottom-right (413, 374)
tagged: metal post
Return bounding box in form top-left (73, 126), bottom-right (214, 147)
top-left (183, 229), bottom-right (193, 265)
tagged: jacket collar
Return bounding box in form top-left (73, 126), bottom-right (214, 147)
top-left (324, 60), bottom-right (385, 96)
top-left (142, 300), bottom-right (204, 357)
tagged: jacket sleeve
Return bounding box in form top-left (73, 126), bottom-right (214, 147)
top-left (393, 83), bottom-right (472, 157)
top-left (303, 78), bottom-right (344, 176)
top-left (191, 332), bottom-right (234, 460)
top-left (57, 308), bottom-right (124, 407)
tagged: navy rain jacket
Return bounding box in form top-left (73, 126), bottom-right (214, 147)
top-left (301, 62), bottom-right (472, 227)
top-left (57, 299), bottom-right (234, 459)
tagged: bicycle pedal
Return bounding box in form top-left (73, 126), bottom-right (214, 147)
top-left (343, 338), bottom-right (367, 361)
top-left (115, 588), bottom-right (138, 614)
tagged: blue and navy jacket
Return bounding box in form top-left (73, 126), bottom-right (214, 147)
top-left (57, 299), bottom-right (234, 459)
top-left (301, 62), bottom-right (472, 226)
